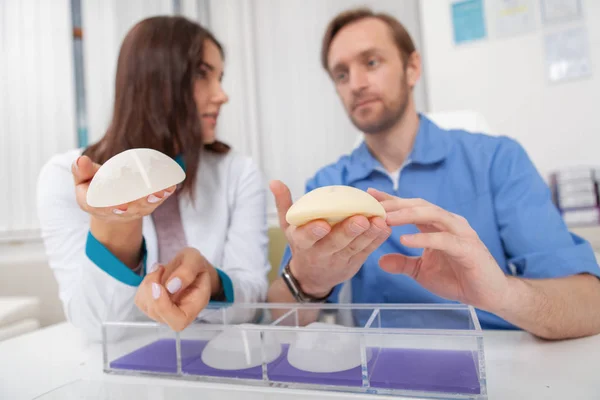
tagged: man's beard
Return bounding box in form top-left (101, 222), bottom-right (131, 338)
top-left (349, 79), bottom-right (410, 135)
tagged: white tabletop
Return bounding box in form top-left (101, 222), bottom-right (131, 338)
top-left (0, 322), bottom-right (598, 400)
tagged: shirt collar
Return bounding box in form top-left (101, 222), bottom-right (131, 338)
top-left (347, 114), bottom-right (450, 184)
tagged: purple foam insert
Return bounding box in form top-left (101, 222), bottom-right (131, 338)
top-left (109, 339), bottom-right (480, 394)
top-left (109, 339), bottom-right (204, 373)
top-left (369, 347), bottom-right (480, 394)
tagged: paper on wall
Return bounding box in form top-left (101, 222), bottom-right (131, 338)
top-left (543, 26), bottom-right (592, 83)
top-left (451, 0), bottom-right (488, 45)
top-left (541, 0), bottom-right (583, 25)
top-left (493, 0), bottom-right (536, 38)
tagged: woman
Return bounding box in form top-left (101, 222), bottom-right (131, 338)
top-left (36, 16), bottom-right (270, 341)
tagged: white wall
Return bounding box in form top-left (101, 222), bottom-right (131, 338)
top-left (419, 0), bottom-right (600, 177)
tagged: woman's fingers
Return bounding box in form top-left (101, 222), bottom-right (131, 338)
top-left (175, 272), bottom-right (211, 323)
top-left (81, 187), bottom-right (177, 220)
top-left (160, 247), bottom-right (207, 304)
top-left (154, 272), bottom-right (211, 332)
top-left (135, 265), bottom-right (166, 323)
top-left (137, 264), bottom-right (191, 331)
top-left (110, 186), bottom-right (176, 215)
top-left (136, 252), bottom-right (211, 332)
top-left (162, 254), bottom-right (203, 296)
top-left (146, 186), bottom-right (176, 204)
top-left (151, 281), bottom-right (189, 332)
top-left (71, 155), bottom-right (100, 185)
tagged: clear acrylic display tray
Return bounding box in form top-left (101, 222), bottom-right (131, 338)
top-left (102, 303), bottom-right (488, 399)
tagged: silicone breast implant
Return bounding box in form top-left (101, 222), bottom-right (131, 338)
top-left (86, 148), bottom-right (186, 208)
top-left (285, 185), bottom-right (386, 227)
top-left (201, 324), bottom-right (282, 370)
top-left (287, 322), bottom-right (372, 373)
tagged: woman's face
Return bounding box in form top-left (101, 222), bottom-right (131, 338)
top-left (193, 40), bottom-right (229, 144)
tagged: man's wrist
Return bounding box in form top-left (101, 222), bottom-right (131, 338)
top-left (489, 275), bottom-right (523, 318)
top-left (288, 259), bottom-right (333, 299)
top-left (301, 285), bottom-right (333, 299)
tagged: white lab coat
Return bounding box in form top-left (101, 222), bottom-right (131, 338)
top-left (36, 148), bottom-right (271, 341)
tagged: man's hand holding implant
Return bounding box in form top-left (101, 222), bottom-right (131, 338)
top-left (270, 181), bottom-right (391, 297)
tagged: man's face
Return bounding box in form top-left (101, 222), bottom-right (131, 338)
top-left (327, 18), bottom-right (417, 134)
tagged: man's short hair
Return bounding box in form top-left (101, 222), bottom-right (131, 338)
top-left (321, 8), bottom-right (416, 72)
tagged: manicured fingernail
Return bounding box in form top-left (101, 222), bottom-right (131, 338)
top-left (163, 190), bottom-right (173, 198)
top-left (147, 262), bottom-right (159, 274)
top-left (312, 227), bottom-right (328, 238)
top-left (166, 277), bottom-right (182, 294)
top-left (147, 194), bottom-right (162, 203)
top-left (112, 208), bottom-right (126, 215)
top-left (152, 283), bottom-right (161, 299)
top-left (402, 234), bottom-right (414, 242)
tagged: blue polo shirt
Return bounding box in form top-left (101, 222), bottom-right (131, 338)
top-left (279, 115), bottom-right (600, 330)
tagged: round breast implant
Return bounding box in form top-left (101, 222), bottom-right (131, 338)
top-left (201, 324), bottom-right (282, 370)
top-left (86, 148), bottom-right (186, 208)
top-left (285, 185), bottom-right (386, 227)
top-left (287, 322), bottom-right (373, 373)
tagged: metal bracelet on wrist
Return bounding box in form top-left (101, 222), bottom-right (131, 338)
top-left (282, 262), bottom-right (332, 303)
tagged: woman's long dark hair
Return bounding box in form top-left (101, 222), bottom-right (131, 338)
top-left (83, 16), bottom-right (229, 198)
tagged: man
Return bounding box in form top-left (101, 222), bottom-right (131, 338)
top-left (267, 8), bottom-right (600, 339)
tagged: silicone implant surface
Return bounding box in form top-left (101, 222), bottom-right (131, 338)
top-left (286, 185), bottom-right (386, 226)
top-left (287, 322), bottom-right (373, 373)
top-left (86, 148), bottom-right (186, 208)
top-left (201, 324), bottom-right (282, 370)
